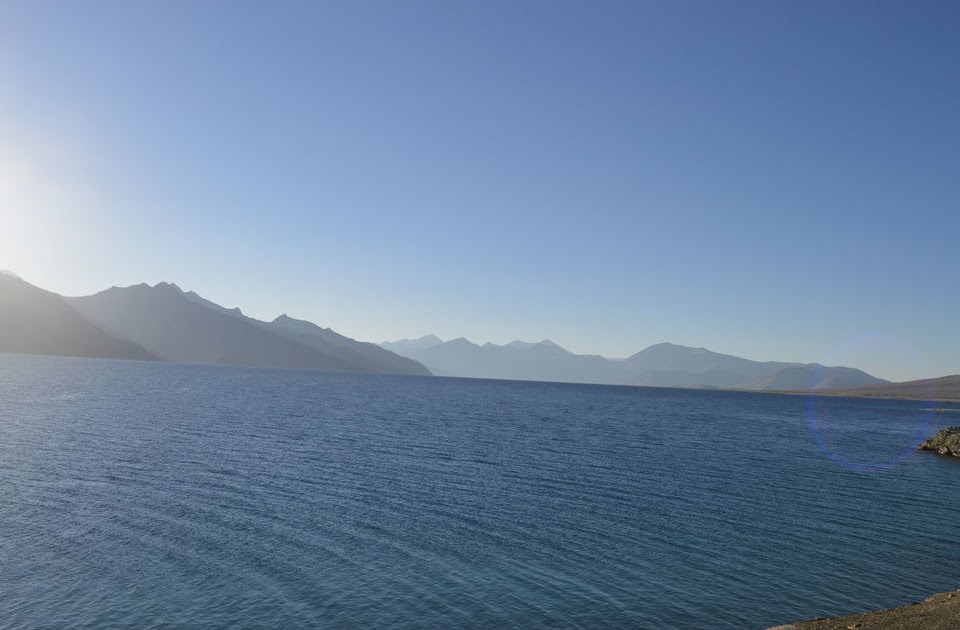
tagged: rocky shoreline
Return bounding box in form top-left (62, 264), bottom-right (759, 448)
top-left (919, 426), bottom-right (960, 457)
top-left (768, 588), bottom-right (960, 629)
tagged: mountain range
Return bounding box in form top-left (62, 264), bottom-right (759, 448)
top-left (381, 335), bottom-right (889, 391)
top-left (0, 272), bottom-right (156, 361)
top-left (0, 273), bottom-right (429, 376)
top-left (0, 271), bottom-right (893, 390)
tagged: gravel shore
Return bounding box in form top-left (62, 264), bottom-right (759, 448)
top-left (768, 588), bottom-right (960, 629)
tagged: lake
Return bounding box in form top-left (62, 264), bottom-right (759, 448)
top-left (1, 353), bottom-right (958, 628)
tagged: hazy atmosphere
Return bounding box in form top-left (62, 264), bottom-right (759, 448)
top-left (2, 0), bottom-right (958, 381)
top-left (4, 3), bottom-right (960, 629)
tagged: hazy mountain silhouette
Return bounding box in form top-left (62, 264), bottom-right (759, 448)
top-left (740, 365), bottom-right (885, 391)
top-left (807, 374), bottom-right (960, 401)
top-left (385, 337), bottom-right (622, 384)
top-left (0, 272), bottom-right (891, 387)
top-left (622, 342), bottom-right (795, 384)
top-left (380, 334), bottom-right (444, 356)
top-left (383, 336), bottom-right (887, 390)
top-left (183, 290), bottom-right (246, 319)
top-left (622, 344), bottom-right (887, 390)
top-left (264, 314), bottom-right (428, 375)
top-left (0, 274), bottom-right (155, 360)
top-left (67, 282), bottom-right (429, 375)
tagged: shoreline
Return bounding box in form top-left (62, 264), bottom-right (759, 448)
top-left (764, 389), bottom-right (960, 404)
top-left (3, 351), bottom-right (960, 403)
top-left (768, 587), bottom-right (960, 629)
top-left (678, 384), bottom-right (960, 404)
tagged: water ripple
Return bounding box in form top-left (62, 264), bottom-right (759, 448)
top-left (1, 354), bottom-right (959, 628)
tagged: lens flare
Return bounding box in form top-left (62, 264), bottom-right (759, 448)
top-left (806, 332), bottom-right (935, 473)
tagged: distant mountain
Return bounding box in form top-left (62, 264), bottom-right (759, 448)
top-left (620, 343), bottom-right (886, 390)
top-left (622, 342), bottom-right (795, 385)
top-left (181, 289), bottom-right (423, 372)
top-left (741, 365), bottom-right (885, 391)
top-left (806, 374), bottom-right (960, 401)
top-left (66, 282), bottom-right (429, 375)
top-left (183, 290), bottom-right (246, 319)
top-left (394, 337), bottom-right (621, 383)
top-left (0, 274), bottom-right (155, 361)
top-left (0, 271), bottom-right (895, 387)
top-left (380, 334), bottom-right (444, 356)
top-left (264, 314), bottom-right (428, 375)
top-left (383, 336), bottom-right (888, 390)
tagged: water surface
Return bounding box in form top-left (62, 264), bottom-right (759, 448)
top-left (1, 354), bottom-right (958, 628)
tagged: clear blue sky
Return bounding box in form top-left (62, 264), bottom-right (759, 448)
top-left (1, 0), bottom-right (958, 381)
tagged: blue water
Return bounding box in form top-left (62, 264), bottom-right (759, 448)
top-left (1, 354), bottom-right (959, 629)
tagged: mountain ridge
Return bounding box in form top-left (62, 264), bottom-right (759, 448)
top-left (381, 335), bottom-right (888, 391)
top-left (67, 282), bottom-right (429, 375)
top-left (801, 374), bottom-right (960, 401)
top-left (0, 274), bottom-right (428, 376)
top-left (0, 274), bottom-right (156, 361)
top-left (0, 272), bottom-right (896, 388)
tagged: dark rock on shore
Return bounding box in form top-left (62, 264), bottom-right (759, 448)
top-left (919, 427), bottom-right (960, 457)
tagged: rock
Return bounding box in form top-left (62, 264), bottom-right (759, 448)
top-left (919, 426), bottom-right (960, 458)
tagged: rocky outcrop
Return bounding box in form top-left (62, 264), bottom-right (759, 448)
top-left (919, 427), bottom-right (960, 457)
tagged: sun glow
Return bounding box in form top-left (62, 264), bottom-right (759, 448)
top-left (0, 146), bottom-right (82, 282)
top-left (0, 151), bottom-right (44, 246)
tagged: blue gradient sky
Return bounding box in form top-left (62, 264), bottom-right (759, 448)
top-left (1, 1), bottom-right (958, 381)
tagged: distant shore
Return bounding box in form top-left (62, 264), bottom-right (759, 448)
top-left (770, 389), bottom-right (960, 403)
top-left (768, 587), bottom-right (960, 629)
top-left (687, 384), bottom-right (960, 404)
top-left (774, 374), bottom-right (960, 403)
top-left (678, 374), bottom-right (960, 404)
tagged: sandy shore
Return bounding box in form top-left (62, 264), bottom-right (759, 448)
top-left (768, 588), bottom-right (960, 629)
